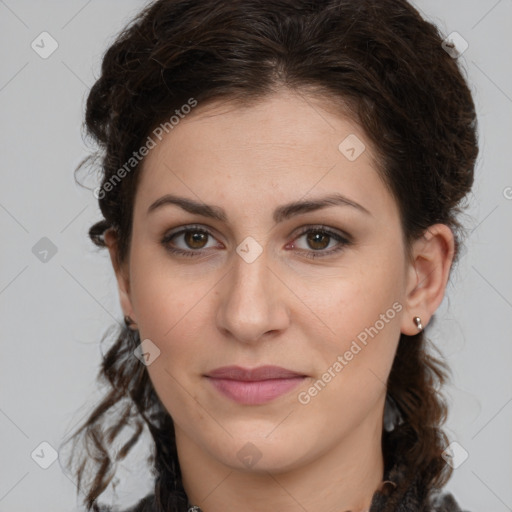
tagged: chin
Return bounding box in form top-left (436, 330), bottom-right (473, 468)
top-left (207, 432), bottom-right (316, 474)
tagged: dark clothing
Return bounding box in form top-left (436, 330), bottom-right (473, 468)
top-left (102, 464), bottom-right (468, 512)
top-left (115, 491), bottom-right (465, 512)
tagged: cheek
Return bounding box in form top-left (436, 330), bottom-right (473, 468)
top-left (128, 246), bottom-right (221, 397)
top-left (129, 242), bottom-right (204, 338)
top-left (301, 276), bottom-right (404, 430)
top-left (311, 246), bottom-right (406, 386)
top-left (313, 247), bottom-right (405, 336)
top-left (128, 257), bottom-right (210, 419)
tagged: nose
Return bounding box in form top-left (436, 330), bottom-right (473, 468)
top-left (215, 248), bottom-right (290, 345)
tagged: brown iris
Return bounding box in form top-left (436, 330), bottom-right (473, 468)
top-left (185, 231), bottom-right (209, 249)
top-left (306, 231), bottom-right (330, 250)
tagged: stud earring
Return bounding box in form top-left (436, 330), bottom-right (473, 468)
top-left (124, 315), bottom-right (137, 329)
top-left (413, 316), bottom-right (423, 332)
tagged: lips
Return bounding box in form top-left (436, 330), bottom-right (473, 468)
top-left (206, 365), bottom-right (306, 381)
top-left (204, 365), bottom-right (307, 405)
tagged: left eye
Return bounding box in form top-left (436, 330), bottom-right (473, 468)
top-left (288, 227), bottom-right (351, 259)
top-left (292, 228), bottom-right (343, 251)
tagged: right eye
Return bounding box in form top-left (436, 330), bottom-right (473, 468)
top-left (161, 225), bottom-right (223, 257)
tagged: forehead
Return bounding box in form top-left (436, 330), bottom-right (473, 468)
top-left (134, 90), bottom-right (397, 223)
top-left (145, 91), bottom-right (365, 161)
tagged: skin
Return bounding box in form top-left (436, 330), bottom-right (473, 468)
top-left (105, 89), bottom-right (454, 512)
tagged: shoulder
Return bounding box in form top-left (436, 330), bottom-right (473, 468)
top-left (97, 490), bottom-right (471, 512)
top-left (431, 491), bottom-right (471, 512)
top-left (122, 494), bottom-right (158, 512)
top-left (96, 494), bottom-right (158, 512)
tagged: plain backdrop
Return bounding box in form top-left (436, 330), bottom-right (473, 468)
top-left (1, 1), bottom-right (511, 510)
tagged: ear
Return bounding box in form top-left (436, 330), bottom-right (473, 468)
top-left (104, 228), bottom-right (137, 326)
top-left (400, 224), bottom-right (455, 335)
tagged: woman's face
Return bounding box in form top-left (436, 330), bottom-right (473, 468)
top-left (112, 90), bottom-right (419, 473)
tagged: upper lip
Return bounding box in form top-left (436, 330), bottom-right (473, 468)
top-left (205, 365), bottom-right (306, 381)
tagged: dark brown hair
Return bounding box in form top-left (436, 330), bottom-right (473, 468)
top-left (61, 0), bottom-right (478, 511)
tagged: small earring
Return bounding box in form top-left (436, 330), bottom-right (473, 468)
top-left (413, 316), bottom-right (423, 332)
top-left (124, 315), bottom-right (137, 329)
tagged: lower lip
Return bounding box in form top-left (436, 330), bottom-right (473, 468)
top-left (206, 376), bottom-right (306, 405)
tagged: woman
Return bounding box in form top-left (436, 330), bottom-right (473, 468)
top-left (62, 0), bottom-right (478, 511)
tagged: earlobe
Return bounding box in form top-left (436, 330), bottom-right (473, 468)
top-left (400, 224), bottom-right (455, 336)
top-left (104, 228), bottom-right (137, 326)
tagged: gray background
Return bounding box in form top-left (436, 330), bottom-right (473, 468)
top-left (1, 0), bottom-right (511, 510)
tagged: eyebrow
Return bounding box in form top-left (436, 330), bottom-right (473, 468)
top-left (146, 192), bottom-right (371, 223)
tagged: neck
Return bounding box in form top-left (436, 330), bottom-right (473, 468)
top-left (175, 405), bottom-right (385, 512)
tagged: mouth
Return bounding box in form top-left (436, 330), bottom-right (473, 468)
top-left (204, 365), bottom-right (308, 405)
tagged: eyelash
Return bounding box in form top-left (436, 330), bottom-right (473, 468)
top-left (160, 224), bottom-right (352, 260)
